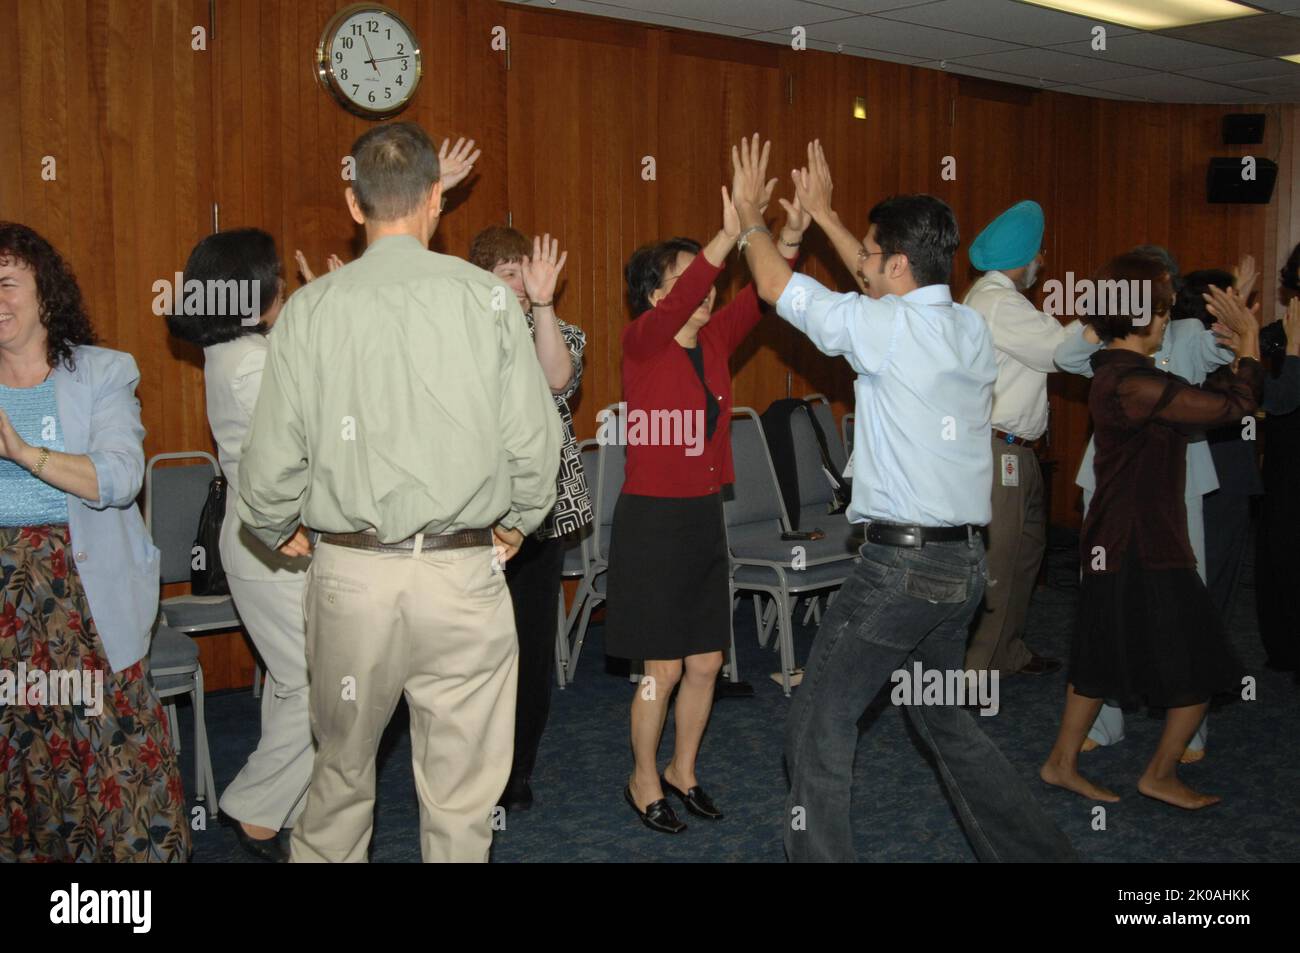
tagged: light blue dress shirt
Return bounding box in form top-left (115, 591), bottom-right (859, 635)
top-left (776, 274), bottom-right (998, 526)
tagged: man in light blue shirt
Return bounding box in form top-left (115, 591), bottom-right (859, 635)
top-left (729, 136), bottom-right (1074, 862)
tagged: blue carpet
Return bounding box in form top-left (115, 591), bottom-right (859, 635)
top-left (184, 528), bottom-right (1300, 862)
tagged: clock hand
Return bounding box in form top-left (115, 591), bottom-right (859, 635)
top-left (361, 35), bottom-right (380, 73)
top-left (369, 55), bottom-right (410, 63)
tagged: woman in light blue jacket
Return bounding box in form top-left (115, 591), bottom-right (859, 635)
top-left (0, 222), bottom-right (189, 861)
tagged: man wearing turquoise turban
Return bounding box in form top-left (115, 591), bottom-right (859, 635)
top-left (963, 201), bottom-right (1065, 676)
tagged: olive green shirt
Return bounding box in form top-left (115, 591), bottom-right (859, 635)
top-left (237, 233), bottom-right (562, 548)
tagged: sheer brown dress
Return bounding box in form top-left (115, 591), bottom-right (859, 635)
top-left (1073, 350), bottom-right (1263, 708)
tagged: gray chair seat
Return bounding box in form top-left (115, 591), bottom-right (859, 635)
top-left (160, 596), bottom-right (240, 632)
top-left (151, 624), bottom-right (200, 673)
top-left (727, 523), bottom-right (859, 563)
top-left (733, 559), bottom-right (853, 591)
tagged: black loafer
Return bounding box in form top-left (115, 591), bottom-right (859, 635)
top-left (499, 779), bottom-right (533, 813)
top-left (660, 774), bottom-right (724, 820)
top-left (220, 813), bottom-right (288, 863)
top-left (624, 786), bottom-right (686, 833)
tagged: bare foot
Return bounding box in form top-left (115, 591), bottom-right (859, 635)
top-left (1080, 737), bottom-right (1100, 753)
top-left (1179, 746), bottom-right (1206, 765)
top-left (663, 763), bottom-right (698, 793)
top-left (1040, 760), bottom-right (1121, 802)
top-left (627, 776), bottom-right (664, 813)
top-left (1138, 773), bottom-right (1220, 809)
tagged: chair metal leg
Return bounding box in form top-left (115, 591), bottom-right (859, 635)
top-left (801, 595), bottom-right (820, 626)
top-left (166, 701), bottom-right (181, 754)
top-left (567, 589), bottom-right (601, 683)
top-left (727, 616), bottom-right (741, 684)
top-left (760, 599), bottom-right (778, 648)
top-left (752, 595), bottom-right (764, 643)
top-left (192, 665), bottom-right (219, 817)
top-left (554, 589), bottom-right (568, 689)
top-left (777, 592), bottom-right (796, 698)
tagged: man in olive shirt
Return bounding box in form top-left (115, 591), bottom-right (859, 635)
top-left (238, 122), bottom-right (562, 863)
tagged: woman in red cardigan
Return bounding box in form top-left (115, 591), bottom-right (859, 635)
top-left (607, 154), bottom-right (804, 833)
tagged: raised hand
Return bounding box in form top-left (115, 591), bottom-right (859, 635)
top-left (730, 133), bottom-right (778, 215)
top-left (793, 139), bottom-right (834, 222)
top-left (295, 250), bottom-right (345, 283)
top-left (778, 192), bottom-right (812, 243)
top-left (439, 137), bottom-right (482, 191)
top-left (1232, 253), bottom-right (1258, 304)
top-left (1205, 285), bottom-right (1260, 357)
top-left (521, 234), bottom-right (567, 306)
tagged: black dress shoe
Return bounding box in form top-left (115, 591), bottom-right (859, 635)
top-left (660, 774), bottom-right (724, 820)
top-left (624, 786), bottom-right (686, 833)
top-left (499, 779), bottom-right (533, 813)
top-left (1013, 653), bottom-right (1062, 676)
top-left (220, 813), bottom-right (288, 863)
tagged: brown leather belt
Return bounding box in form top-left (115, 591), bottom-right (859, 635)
top-left (993, 429), bottom-right (1040, 449)
top-left (319, 528), bottom-right (493, 553)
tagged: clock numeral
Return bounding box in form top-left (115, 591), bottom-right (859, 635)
top-left (396, 74), bottom-right (403, 87)
top-left (350, 24), bottom-right (361, 36)
top-left (367, 19), bottom-right (379, 32)
top-left (339, 67), bottom-right (348, 80)
top-left (385, 28), bottom-right (391, 40)
top-left (367, 90), bottom-right (376, 104)
top-left (352, 84), bottom-right (360, 95)
top-left (334, 51), bottom-right (343, 62)
top-left (401, 57), bottom-right (409, 71)
top-left (396, 42), bottom-right (405, 55)
top-left (384, 87), bottom-right (392, 100)
top-left (341, 36), bottom-right (354, 49)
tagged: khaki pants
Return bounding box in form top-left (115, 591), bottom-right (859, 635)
top-left (964, 437), bottom-right (1044, 673)
top-left (290, 541), bottom-right (518, 863)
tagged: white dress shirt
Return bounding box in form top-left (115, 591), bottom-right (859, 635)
top-left (776, 274), bottom-right (998, 527)
top-left (204, 331), bottom-right (308, 580)
top-left (963, 270), bottom-right (1065, 441)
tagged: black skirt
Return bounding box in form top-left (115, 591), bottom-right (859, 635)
top-left (1070, 549), bottom-right (1242, 709)
top-left (604, 492), bottom-right (730, 661)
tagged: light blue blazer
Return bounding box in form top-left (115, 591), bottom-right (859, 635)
top-left (1054, 318), bottom-right (1234, 499)
top-left (51, 345), bottom-right (161, 673)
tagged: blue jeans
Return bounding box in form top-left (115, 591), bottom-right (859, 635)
top-left (783, 536), bottom-right (1076, 862)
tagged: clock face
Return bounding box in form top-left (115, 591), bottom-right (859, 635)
top-left (317, 5), bottom-right (421, 119)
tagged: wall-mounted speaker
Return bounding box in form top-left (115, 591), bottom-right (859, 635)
top-left (1222, 113), bottom-right (1265, 145)
top-left (1207, 157), bottom-right (1277, 204)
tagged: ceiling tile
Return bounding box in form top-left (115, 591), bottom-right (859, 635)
top-left (504, 0), bottom-right (762, 35)
top-left (1180, 58), bottom-right (1300, 82)
top-left (746, 30), bottom-right (928, 62)
top-left (1160, 13), bottom-right (1300, 59)
top-left (873, 0), bottom-right (1138, 45)
top-left (1085, 72), bottom-right (1265, 102)
top-left (805, 15), bottom-right (1023, 59)
top-left (948, 46), bottom-right (1154, 84)
top-left (1048, 32), bottom-right (1258, 70)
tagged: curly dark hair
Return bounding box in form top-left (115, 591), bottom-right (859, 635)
top-left (0, 222), bottom-right (97, 370)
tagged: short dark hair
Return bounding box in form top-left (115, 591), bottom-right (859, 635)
top-left (867, 194), bottom-right (959, 288)
top-left (1281, 242), bottom-right (1300, 294)
top-left (0, 222), bottom-right (97, 371)
top-left (1129, 244), bottom-right (1182, 295)
top-left (1175, 268), bottom-right (1235, 329)
top-left (1085, 253), bottom-right (1174, 342)
top-left (624, 237), bottom-right (702, 317)
top-left (350, 122), bottom-right (441, 222)
top-left (469, 226), bottom-right (530, 273)
top-left (166, 229), bottom-right (281, 347)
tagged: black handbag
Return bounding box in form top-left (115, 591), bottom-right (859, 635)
top-left (191, 474), bottom-right (231, 596)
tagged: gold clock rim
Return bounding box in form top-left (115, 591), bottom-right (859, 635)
top-left (314, 2), bottom-right (423, 121)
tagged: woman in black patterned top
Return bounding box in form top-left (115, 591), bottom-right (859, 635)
top-left (470, 226), bottom-right (591, 812)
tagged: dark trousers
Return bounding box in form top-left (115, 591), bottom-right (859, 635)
top-left (784, 536), bottom-right (1075, 863)
top-left (1257, 487), bottom-right (1300, 670)
top-left (1202, 488), bottom-right (1252, 624)
top-left (504, 533), bottom-right (565, 787)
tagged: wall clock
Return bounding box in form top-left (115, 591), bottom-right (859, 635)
top-left (315, 4), bottom-right (421, 119)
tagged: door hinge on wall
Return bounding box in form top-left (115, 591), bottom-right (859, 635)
top-left (212, 202), bottom-right (220, 234)
top-left (506, 211), bottom-right (512, 228)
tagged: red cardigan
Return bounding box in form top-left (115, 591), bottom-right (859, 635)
top-left (620, 252), bottom-right (791, 498)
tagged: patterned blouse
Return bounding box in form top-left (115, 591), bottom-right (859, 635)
top-left (526, 311), bottom-right (592, 539)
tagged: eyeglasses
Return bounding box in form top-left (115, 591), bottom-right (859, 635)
top-left (857, 246), bottom-right (884, 262)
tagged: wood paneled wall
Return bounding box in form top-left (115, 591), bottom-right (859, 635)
top-left (3, 0), bottom-right (1297, 689)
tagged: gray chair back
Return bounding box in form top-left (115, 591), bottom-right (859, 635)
top-left (145, 452), bottom-right (221, 586)
top-left (803, 392), bottom-right (847, 474)
top-left (724, 408), bottom-right (789, 532)
top-left (790, 409), bottom-right (836, 511)
top-left (592, 407), bottom-right (625, 563)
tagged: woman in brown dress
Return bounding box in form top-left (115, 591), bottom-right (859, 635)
top-left (1041, 253), bottom-right (1261, 810)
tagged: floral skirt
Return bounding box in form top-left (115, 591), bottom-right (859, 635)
top-left (0, 525), bottom-right (190, 862)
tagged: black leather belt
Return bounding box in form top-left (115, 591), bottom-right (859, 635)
top-left (865, 520), bottom-right (978, 548)
top-left (320, 528), bottom-right (493, 553)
